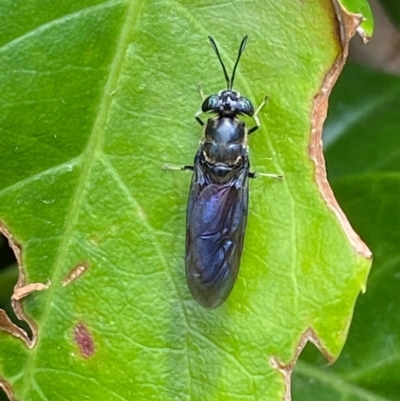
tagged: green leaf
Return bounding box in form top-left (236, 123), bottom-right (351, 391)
top-left (337, 0), bottom-right (374, 38)
top-left (324, 63), bottom-right (400, 178)
top-left (0, 1), bottom-right (372, 400)
top-left (293, 173), bottom-right (400, 401)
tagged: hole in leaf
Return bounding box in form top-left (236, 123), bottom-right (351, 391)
top-left (0, 378), bottom-right (15, 401)
top-left (0, 386), bottom-right (9, 401)
top-left (0, 232), bottom-right (32, 340)
top-left (0, 233), bottom-right (16, 269)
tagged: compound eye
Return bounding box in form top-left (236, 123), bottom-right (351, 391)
top-left (238, 97), bottom-right (254, 116)
top-left (202, 95), bottom-right (220, 112)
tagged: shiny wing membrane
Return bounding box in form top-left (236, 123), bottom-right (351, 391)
top-left (185, 152), bottom-right (249, 308)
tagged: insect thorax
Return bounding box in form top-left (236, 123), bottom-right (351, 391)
top-left (202, 116), bottom-right (248, 171)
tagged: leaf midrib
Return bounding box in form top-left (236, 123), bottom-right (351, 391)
top-left (20, 0), bottom-right (144, 397)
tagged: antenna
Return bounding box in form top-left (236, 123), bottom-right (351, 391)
top-left (208, 36), bottom-right (230, 89)
top-left (230, 35), bottom-right (248, 90)
top-left (208, 36), bottom-right (248, 90)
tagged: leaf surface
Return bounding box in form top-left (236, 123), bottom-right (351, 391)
top-left (338, 0), bottom-right (374, 37)
top-left (0, 1), bottom-right (371, 400)
top-left (293, 39), bottom-right (400, 397)
top-left (293, 174), bottom-right (400, 401)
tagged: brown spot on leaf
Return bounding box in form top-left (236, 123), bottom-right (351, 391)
top-left (11, 280), bottom-right (51, 301)
top-left (0, 378), bottom-right (19, 401)
top-left (0, 224), bottom-right (37, 348)
top-left (62, 263), bottom-right (88, 286)
top-left (309, 2), bottom-right (372, 261)
top-left (74, 322), bottom-right (95, 358)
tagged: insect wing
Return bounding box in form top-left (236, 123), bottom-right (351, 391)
top-left (185, 162), bottom-right (249, 308)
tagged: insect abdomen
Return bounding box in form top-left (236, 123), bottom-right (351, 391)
top-left (185, 158), bottom-right (249, 308)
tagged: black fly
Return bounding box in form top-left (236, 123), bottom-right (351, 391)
top-left (182, 36), bottom-right (271, 309)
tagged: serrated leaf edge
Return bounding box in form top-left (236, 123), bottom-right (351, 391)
top-left (270, 328), bottom-right (334, 401)
top-left (309, 0), bottom-right (372, 260)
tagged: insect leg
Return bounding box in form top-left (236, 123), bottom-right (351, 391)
top-left (248, 95), bottom-right (268, 135)
top-left (163, 164), bottom-right (194, 171)
top-left (194, 84), bottom-right (206, 126)
top-left (195, 111), bottom-right (205, 126)
top-left (197, 84), bottom-right (206, 101)
top-left (249, 171), bottom-right (284, 179)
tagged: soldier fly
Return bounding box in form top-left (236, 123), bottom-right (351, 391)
top-left (181, 35), bottom-right (272, 309)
